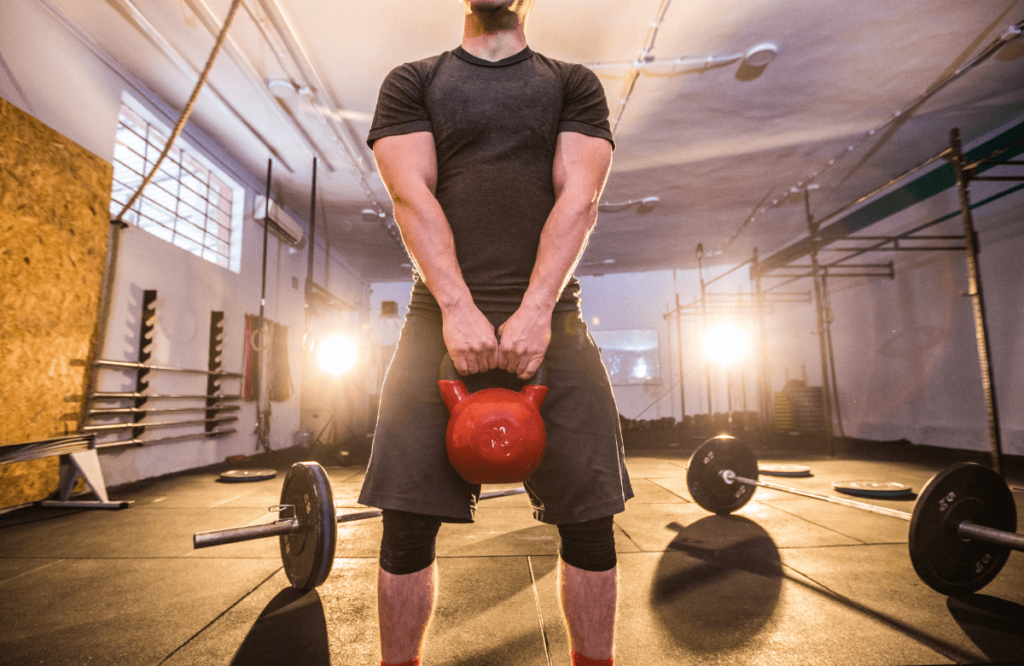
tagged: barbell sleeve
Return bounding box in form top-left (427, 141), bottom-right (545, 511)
top-left (193, 518), bottom-right (300, 549)
top-left (958, 521), bottom-right (1024, 552)
top-left (724, 471), bottom-right (913, 522)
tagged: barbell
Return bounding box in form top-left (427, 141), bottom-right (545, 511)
top-left (193, 461), bottom-right (526, 590)
top-left (687, 435), bottom-right (1022, 596)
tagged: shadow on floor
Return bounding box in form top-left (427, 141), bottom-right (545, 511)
top-left (652, 515), bottom-right (782, 652)
top-left (231, 588), bottom-right (330, 666)
top-left (947, 593), bottom-right (1024, 663)
top-left (435, 631), bottom-right (547, 666)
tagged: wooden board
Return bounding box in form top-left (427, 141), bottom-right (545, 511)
top-left (0, 98), bottom-right (113, 507)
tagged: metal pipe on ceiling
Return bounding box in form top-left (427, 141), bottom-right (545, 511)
top-left (34, 0), bottom-right (295, 173)
top-left (245, 0), bottom-right (395, 237)
top-left (182, 0), bottom-right (338, 172)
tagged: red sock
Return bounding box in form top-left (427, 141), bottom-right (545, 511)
top-left (571, 651), bottom-right (613, 666)
top-left (381, 660), bottom-right (419, 666)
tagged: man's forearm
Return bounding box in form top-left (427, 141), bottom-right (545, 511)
top-left (521, 194), bottom-right (597, 314)
top-left (392, 194), bottom-right (476, 315)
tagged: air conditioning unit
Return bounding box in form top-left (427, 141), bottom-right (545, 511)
top-left (254, 195), bottom-right (304, 246)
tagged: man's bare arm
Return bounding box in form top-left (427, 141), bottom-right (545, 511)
top-left (373, 132), bottom-right (498, 375)
top-left (498, 132), bottom-right (613, 378)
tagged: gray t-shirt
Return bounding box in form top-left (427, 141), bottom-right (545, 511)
top-left (367, 46), bottom-right (614, 312)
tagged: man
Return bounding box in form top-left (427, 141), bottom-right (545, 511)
top-left (360, 2), bottom-right (632, 665)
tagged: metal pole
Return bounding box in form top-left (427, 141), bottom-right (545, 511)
top-left (307, 158), bottom-right (318, 287)
top-left (726, 367), bottom-right (733, 428)
top-left (740, 368), bottom-right (748, 413)
top-left (259, 159), bottom-right (272, 322)
top-left (673, 270), bottom-right (686, 420)
top-left (804, 189), bottom-right (835, 455)
top-left (949, 128), bottom-right (1004, 476)
top-left (697, 244), bottom-right (713, 416)
top-left (752, 249), bottom-right (773, 427)
top-left (821, 273), bottom-right (846, 438)
top-left (256, 159), bottom-right (273, 453)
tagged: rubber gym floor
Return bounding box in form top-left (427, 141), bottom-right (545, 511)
top-left (1, 442), bottom-right (1023, 666)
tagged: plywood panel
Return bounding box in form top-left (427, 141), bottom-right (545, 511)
top-left (0, 97), bottom-right (112, 506)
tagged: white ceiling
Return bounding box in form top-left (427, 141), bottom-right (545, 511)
top-left (41, 0), bottom-right (1024, 280)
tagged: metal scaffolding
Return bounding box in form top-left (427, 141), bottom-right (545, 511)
top-left (751, 126), bottom-right (1024, 472)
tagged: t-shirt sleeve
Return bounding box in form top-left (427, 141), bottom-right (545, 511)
top-left (366, 63), bottom-right (433, 149)
top-left (559, 65), bottom-right (615, 150)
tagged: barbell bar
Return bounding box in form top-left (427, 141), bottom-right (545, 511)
top-left (720, 467), bottom-right (1024, 553)
top-left (89, 392), bottom-right (241, 401)
top-left (82, 416), bottom-right (237, 433)
top-left (87, 405), bottom-right (240, 416)
top-left (687, 435), bottom-right (1022, 596)
top-left (193, 486), bottom-right (525, 549)
top-left (192, 462), bottom-right (527, 590)
top-left (92, 358), bottom-right (242, 378)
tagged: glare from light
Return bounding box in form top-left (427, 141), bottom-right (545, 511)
top-left (705, 324), bottom-right (748, 365)
top-left (317, 336), bottom-right (358, 375)
top-left (632, 358), bottom-right (649, 379)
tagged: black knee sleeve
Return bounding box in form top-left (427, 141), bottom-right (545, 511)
top-left (557, 516), bottom-right (617, 572)
top-left (379, 510), bottom-right (443, 575)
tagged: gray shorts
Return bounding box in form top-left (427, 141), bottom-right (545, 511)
top-left (358, 306), bottom-right (633, 524)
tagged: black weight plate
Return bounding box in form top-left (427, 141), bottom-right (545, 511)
top-left (833, 480), bottom-right (914, 498)
top-left (909, 463), bottom-right (1016, 596)
top-left (220, 469), bottom-right (277, 483)
top-left (279, 461), bottom-right (337, 590)
top-left (760, 464), bottom-right (812, 478)
top-left (687, 435), bottom-right (759, 514)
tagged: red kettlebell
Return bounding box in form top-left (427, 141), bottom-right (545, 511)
top-left (438, 353), bottom-right (548, 484)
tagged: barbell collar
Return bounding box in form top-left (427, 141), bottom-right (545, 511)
top-left (958, 520), bottom-right (1024, 552)
top-left (193, 518), bottom-right (300, 549)
top-left (723, 471), bottom-right (913, 522)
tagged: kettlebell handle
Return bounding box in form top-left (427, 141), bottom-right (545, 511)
top-left (438, 352), bottom-right (548, 387)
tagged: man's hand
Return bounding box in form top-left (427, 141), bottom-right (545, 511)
top-left (497, 303), bottom-right (552, 380)
top-left (444, 305), bottom-right (499, 376)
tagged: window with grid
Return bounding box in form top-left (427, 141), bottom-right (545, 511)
top-left (110, 94), bottom-right (244, 272)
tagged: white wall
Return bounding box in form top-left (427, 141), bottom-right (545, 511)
top-left (826, 182), bottom-right (1023, 455)
top-left (0, 0), bottom-right (370, 485)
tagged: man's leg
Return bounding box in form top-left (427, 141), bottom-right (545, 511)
top-left (556, 516), bottom-right (618, 664)
top-left (377, 510), bottom-right (444, 665)
top-left (559, 560), bottom-right (617, 661)
top-left (379, 563), bottom-right (437, 665)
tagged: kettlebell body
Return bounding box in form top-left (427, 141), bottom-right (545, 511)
top-left (438, 356), bottom-right (548, 484)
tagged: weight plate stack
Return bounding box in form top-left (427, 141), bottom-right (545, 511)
top-left (790, 387), bottom-right (825, 434)
top-left (687, 435), bottom-right (759, 515)
top-left (908, 463), bottom-right (1016, 596)
top-left (279, 462), bottom-right (337, 590)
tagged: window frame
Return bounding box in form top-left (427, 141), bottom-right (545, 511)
top-left (110, 93), bottom-right (244, 273)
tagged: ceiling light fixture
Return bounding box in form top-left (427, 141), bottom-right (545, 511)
top-left (266, 78), bottom-right (299, 100)
top-left (743, 42), bottom-right (780, 68)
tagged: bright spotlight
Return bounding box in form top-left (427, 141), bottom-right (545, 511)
top-left (705, 324), bottom-right (748, 365)
top-left (316, 336), bottom-right (358, 375)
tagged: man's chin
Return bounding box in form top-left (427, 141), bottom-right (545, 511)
top-left (468, 0), bottom-right (515, 12)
